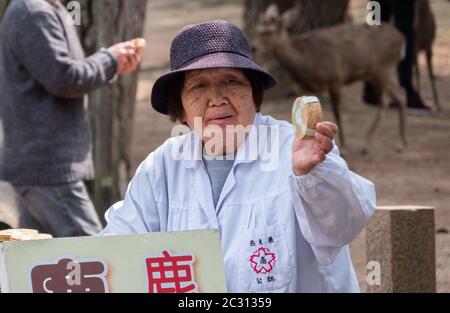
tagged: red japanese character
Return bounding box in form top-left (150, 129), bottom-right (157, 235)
top-left (249, 246), bottom-right (276, 274)
top-left (145, 250), bottom-right (198, 293)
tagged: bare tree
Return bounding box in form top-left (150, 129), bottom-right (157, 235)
top-left (0, 0), bottom-right (10, 21)
top-left (68, 0), bottom-right (148, 222)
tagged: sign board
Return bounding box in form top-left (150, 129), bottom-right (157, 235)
top-left (0, 230), bottom-right (227, 293)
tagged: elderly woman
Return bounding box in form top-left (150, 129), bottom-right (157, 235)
top-left (101, 20), bottom-right (376, 293)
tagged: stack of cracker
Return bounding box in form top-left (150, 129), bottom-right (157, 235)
top-left (0, 229), bottom-right (52, 242)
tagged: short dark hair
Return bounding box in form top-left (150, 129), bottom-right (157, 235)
top-left (167, 69), bottom-right (265, 123)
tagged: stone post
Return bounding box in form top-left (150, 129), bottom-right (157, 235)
top-left (366, 206), bottom-right (436, 292)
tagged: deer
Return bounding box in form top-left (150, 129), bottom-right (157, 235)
top-left (414, 0), bottom-right (440, 111)
top-left (252, 3), bottom-right (408, 154)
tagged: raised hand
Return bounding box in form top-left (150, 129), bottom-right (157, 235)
top-left (107, 41), bottom-right (142, 75)
top-left (292, 122), bottom-right (338, 176)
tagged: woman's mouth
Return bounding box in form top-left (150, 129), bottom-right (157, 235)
top-left (207, 115), bottom-right (235, 126)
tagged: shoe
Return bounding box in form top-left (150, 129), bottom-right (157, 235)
top-left (407, 92), bottom-right (432, 116)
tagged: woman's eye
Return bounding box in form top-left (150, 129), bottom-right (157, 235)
top-left (188, 84), bottom-right (205, 91)
top-left (192, 83), bottom-right (206, 90)
top-left (225, 79), bottom-right (238, 84)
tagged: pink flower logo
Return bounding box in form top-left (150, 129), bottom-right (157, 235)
top-left (249, 247), bottom-right (276, 274)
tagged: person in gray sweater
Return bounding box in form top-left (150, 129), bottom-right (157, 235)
top-left (0, 0), bottom-right (142, 237)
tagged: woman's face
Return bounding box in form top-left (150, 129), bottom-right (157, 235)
top-left (181, 68), bottom-right (257, 155)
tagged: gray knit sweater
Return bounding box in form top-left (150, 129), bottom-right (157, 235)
top-left (0, 0), bottom-right (117, 185)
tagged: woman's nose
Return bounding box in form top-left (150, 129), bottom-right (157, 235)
top-left (207, 85), bottom-right (228, 107)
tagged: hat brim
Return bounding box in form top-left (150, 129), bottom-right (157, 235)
top-left (150, 52), bottom-right (278, 115)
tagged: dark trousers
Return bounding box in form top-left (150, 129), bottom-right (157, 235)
top-left (366, 0), bottom-right (417, 96)
top-left (13, 181), bottom-right (103, 238)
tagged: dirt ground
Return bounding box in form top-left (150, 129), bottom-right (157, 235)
top-left (132, 0), bottom-right (450, 292)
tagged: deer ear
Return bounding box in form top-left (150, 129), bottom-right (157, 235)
top-left (281, 2), bottom-right (301, 29)
top-left (265, 3), bottom-right (280, 19)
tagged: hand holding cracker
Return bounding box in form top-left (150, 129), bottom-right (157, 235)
top-left (107, 40), bottom-right (142, 75)
top-left (291, 96), bottom-right (338, 176)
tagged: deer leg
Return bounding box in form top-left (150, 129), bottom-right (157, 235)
top-left (365, 83), bottom-right (387, 149)
top-left (386, 79), bottom-right (408, 150)
top-left (329, 87), bottom-right (345, 150)
top-left (414, 53), bottom-right (421, 92)
top-left (426, 47), bottom-right (441, 111)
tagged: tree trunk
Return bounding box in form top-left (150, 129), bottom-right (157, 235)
top-left (64, 0), bottom-right (148, 223)
top-left (0, 0), bottom-right (11, 21)
top-left (244, 0), bottom-right (350, 98)
top-left (91, 0), bottom-right (147, 223)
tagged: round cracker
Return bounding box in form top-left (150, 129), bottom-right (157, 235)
top-left (132, 38), bottom-right (146, 49)
top-left (0, 236), bottom-right (12, 242)
top-left (291, 96), bottom-right (323, 139)
top-left (0, 229), bottom-right (39, 235)
top-left (0, 229), bottom-right (39, 241)
top-left (0, 229), bottom-right (51, 242)
top-left (10, 233), bottom-right (53, 241)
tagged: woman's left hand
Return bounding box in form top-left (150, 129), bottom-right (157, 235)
top-left (292, 122), bottom-right (338, 176)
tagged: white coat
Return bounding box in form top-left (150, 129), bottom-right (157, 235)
top-left (100, 113), bottom-right (376, 292)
